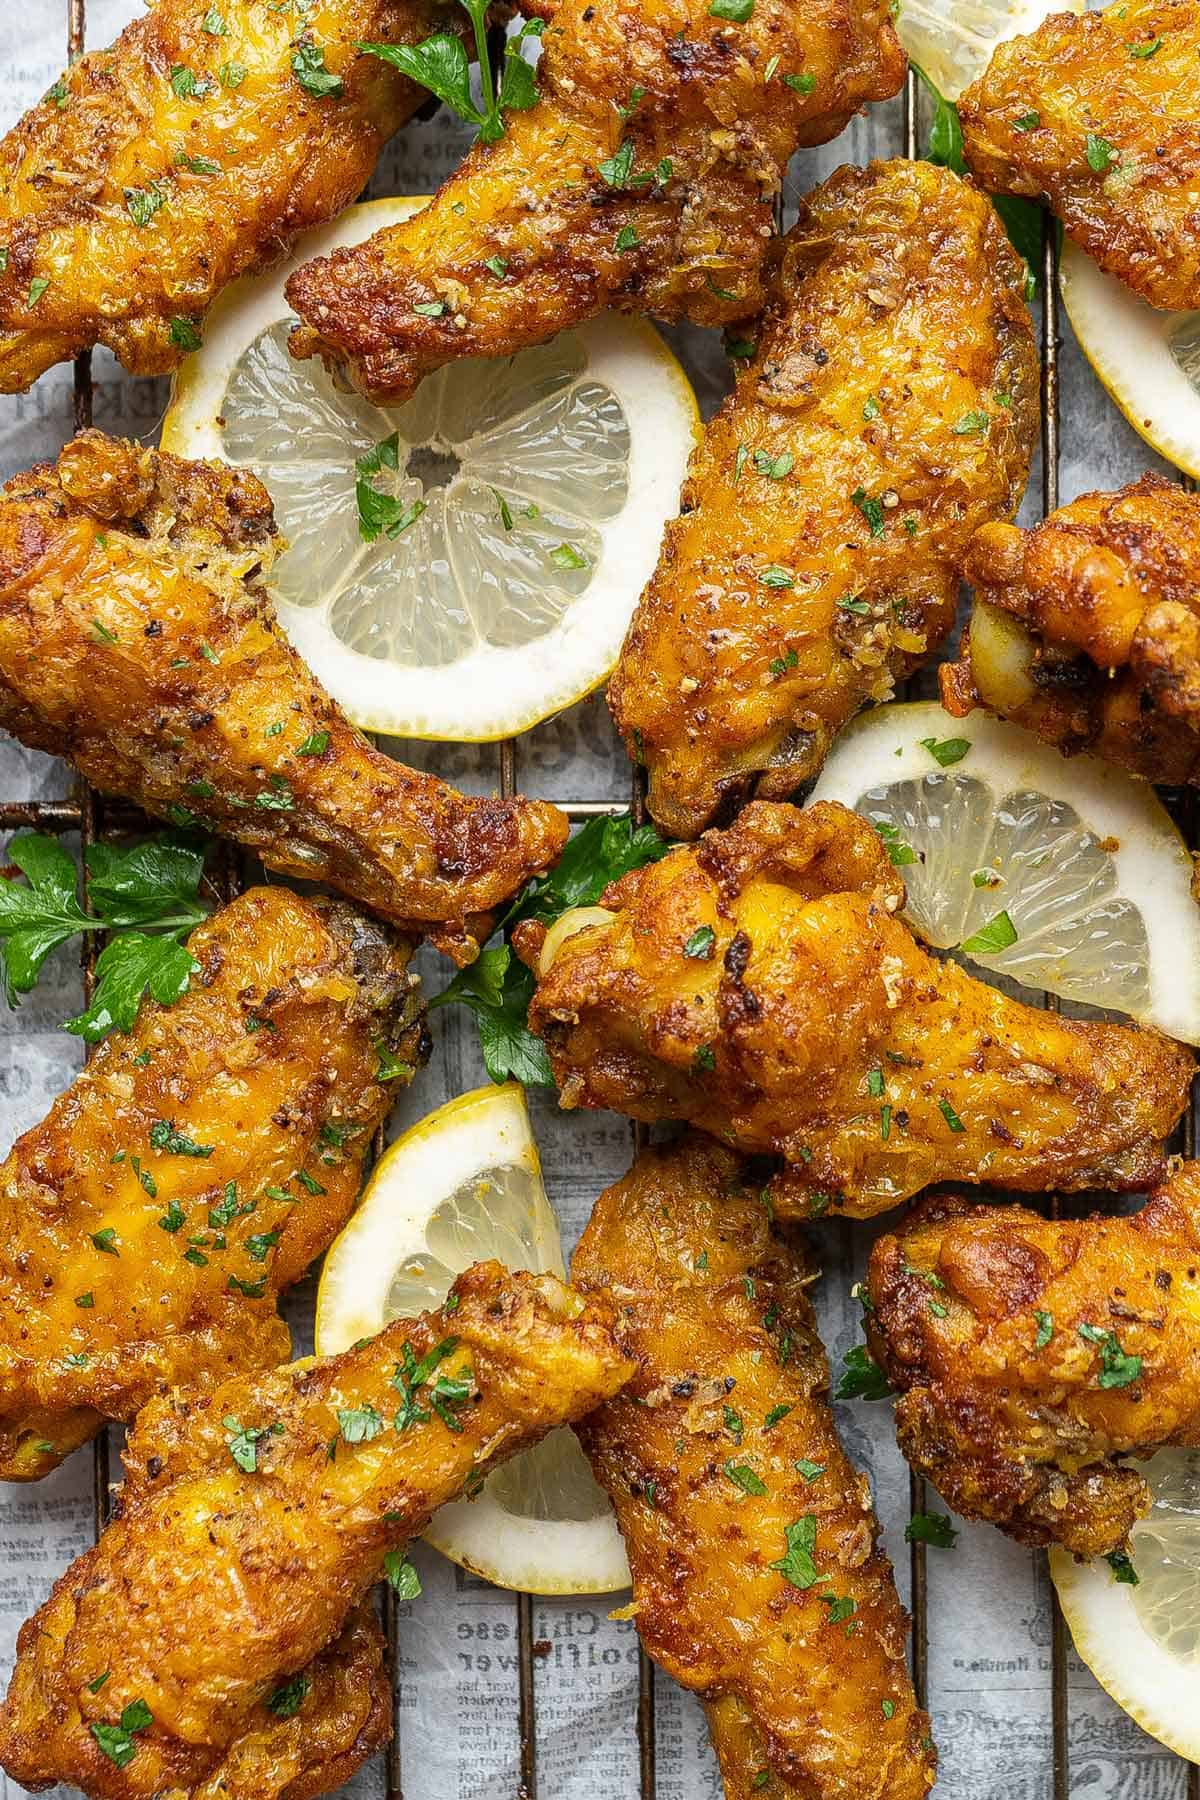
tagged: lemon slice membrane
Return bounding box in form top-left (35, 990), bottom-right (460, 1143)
top-left (1060, 240), bottom-right (1200, 481)
top-left (162, 197), bottom-right (698, 741)
top-left (1052, 1450), bottom-right (1200, 1764)
top-left (810, 703), bottom-right (1200, 1044)
top-left (316, 1084), bottom-right (630, 1596)
top-left (896, 0), bottom-right (1082, 100)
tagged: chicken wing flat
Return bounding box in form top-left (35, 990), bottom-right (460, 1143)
top-left (0, 432), bottom-right (567, 962)
top-left (573, 1137), bottom-right (936, 1800)
top-left (516, 800), bottom-right (1193, 1219)
top-left (941, 475), bottom-right (1200, 784)
top-left (867, 1168), bottom-right (1200, 1557)
top-left (608, 158), bottom-right (1038, 837)
top-left (0, 0), bottom-right (475, 393)
top-left (0, 1263), bottom-right (631, 1800)
top-left (0, 883), bottom-right (426, 1482)
top-left (958, 0), bottom-right (1200, 311)
top-left (284, 0), bottom-right (906, 402)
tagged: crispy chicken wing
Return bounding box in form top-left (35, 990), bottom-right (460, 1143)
top-left (516, 800), bottom-right (1193, 1219)
top-left (0, 1263), bottom-right (631, 1800)
top-left (573, 1137), bottom-right (936, 1800)
top-left (0, 0), bottom-right (475, 392)
top-left (867, 1168), bottom-right (1200, 1557)
top-left (284, 0), bottom-right (906, 401)
top-left (941, 475), bottom-right (1200, 784)
top-left (958, 0), bottom-right (1200, 311)
top-left (0, 432), bottom-right (567, 962)
top-left (0, 884), bottom-right (426, 1482)
top-left (608, 158), bottom-right (1039, 837)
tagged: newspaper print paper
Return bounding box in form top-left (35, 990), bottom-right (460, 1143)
top-left (0, 4), bottom-right (1190, 1796)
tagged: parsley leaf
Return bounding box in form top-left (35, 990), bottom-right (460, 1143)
top-left (224, 1414), bottom-right (282, 1472)
top-left (960, 910), bottom-right (1018, 956)
top-left (91, 1701), bottom-right (152, 1769)
top-left (1106, 1549), bottom-right (1139, 1585)
top-left (359, 8), bottom-right (542, 144)
top-left (384, 1549), bottom-right (423, 1599)
top-left (1077, 1323), bottom-right (1142, 1388)
top-left (266, 1674), bottom-right (310, 1718)
top-left (906, 1511), bottom-right (957, 1548)
top-left (834, 1343), bottom-right (893, 1401)
top-left (918, 735), bottom-right (970, 766)
top-left (293, 40), bottom-right (343, 99)
top-left (1033, 1309), bottom-right (1054, 1349)
top-left (771, 1514), bottom-right (818, 1588)
top-left (724, 1460), bottom-right (767, 1496)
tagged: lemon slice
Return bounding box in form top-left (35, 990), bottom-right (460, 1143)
top-left (315, 1083), bottom-right (630, 1595)
top-left (808, 701), bottom-right (1200, 1043)
top-left (1059, 240), bottom-right (1200, 480)
top-left (161, 197), bottom-right (698, 742)
top-left (897, 0), bottom-right (1082, 101)
top-left (1051, 1450), bottom-right (1200, 1762)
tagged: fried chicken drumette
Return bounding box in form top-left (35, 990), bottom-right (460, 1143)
top-left (573, 1137), bottom-right (936, 1800)
top-left (0, 432), bottom-right (567, 962)
top-left (0, 1264), bottom-right (632, 1800)
top-left (516, 800), bottom-right (1193, 1219)
top-left (958, 0), bottom-right (1200, 311)
top-left (608, 158), bottom-right (1039, 837)
top-left (0, 884), bottom-right (426, 1482)
top-left (284, 0), bottom-right (906, 402)
top-left (0, 0), bottom-right (476, 392)
top-left (941, 475), bottom-right (1200, 784)
top-left (867, 1167), bottom-right (1200, 1557)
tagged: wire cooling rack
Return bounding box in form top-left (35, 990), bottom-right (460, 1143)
top-left (13, 4), bottom-right (1199, 1794)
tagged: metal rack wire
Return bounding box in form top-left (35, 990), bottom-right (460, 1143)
top-left (21, 4), bottom-right (1200, 1794)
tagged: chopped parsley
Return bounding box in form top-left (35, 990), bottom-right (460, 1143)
top-left (724, 1460), bottom-right (767, 1496)
top-left (1077, 1323), bottom-right (1142, 1388)
top-left (384, 1549), bottom-right (423, 1599)
top-left (150, 1120), bottom-right (213, 1158)
top-left (1034, 1309), bottom-right (1054, 1349)
top-left (850, 487), bottom-right (885, 537)
top-left (683, 926), bottom-right (716, 959)
top-left (266, 1674), bottom-right (310, 1718)
top-left (918, 735), bottom-right (970, 766)
top-left (960, 910), bottom-right (1018, 956)
top-left (224, 1414), bottom-right (283, 1473)
top-left (770, 1514), bottom-right (818, 1588)
top-left (91, 1701), bottom-right (152, 1770)
top-left (292, 40), bottom-right (343, 99)
top-left (906, 1511), bottom-right (957, 1548)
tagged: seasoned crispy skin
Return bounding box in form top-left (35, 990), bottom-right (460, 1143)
top-left (0, 1264), bottom-right (632, 1800)
top-left (608, 159), bottom-right (1039, 837)
top-left (867, 1168), bottom-right (1200, 1557)
top-left (0, 433), bottom-right (567, 962)
top-left (573, 1137), bottom-right (936, 1800)
top-left (516, 800), bottom-right (1193, 1219)
top-left (941, 475), bottom-right (1200, 784)
top-left (0, 885), bottom-right (426, 1482)
top-left (958, 0), bottom-right (1200, 311)
top-left (0, 0), bottom-right (475, 393)
top-left (284, 0), bottom-right (906, 401)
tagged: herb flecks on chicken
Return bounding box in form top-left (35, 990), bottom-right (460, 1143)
top-left (942, 475), bottom-right (1200, 785)
top-left (0, 431), bottom-right (568, 962)
top-left (574, 1136), bottom-right (937, 1800)
top-left (608, 157), bottom-right (1039, 837)
top-left (516, 799), bottom-right (1193, 1218)
top-left (867, 1168), bottom-right (1200, 1556)
top-left (0, 0), bottom-right (476, 391)
top-left (0, 884), bottom-right (426, 1480)
top-left (284, 0), bottom-right (906, 401)
top-left (0, 1265), bottom-right (632, 1800)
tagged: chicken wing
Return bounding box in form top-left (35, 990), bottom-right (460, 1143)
top-left (0, 432), bottom-right (567, 962)
top-left (284, 0), bottom-right (906, 402)
top-left (516, 800), bottom-right (1193, 1219)
top-left (608, 158), bottom-right (1039, 837)
top-left (573, 1136), bottom-right (936, 1800)
top-left (0, 0), bottom-right (476, 392)
top-left (0, 1262), bottom-right (630, 1800)
top-left (941, 475), bottom-right (1200, 784)
top-left (958, 0), bottom-right (1200, 311)
top-left (0, 883), bottom-right (426, 1482)
top-left (866, 1168), bottom-right (1200, 1557)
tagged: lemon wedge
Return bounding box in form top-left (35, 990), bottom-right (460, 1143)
top-left (1051, 1450), bottom-right (1200, 1763)
top-left (896, 0), bottom-right (1082, 101)
top-left (161, 196), bottom-right (699, 742)
top-left (315, 1083), bottom-right (630, 1595)
top-left (808, 701), bottom-right (1200, 1043)
top-left (1060, 239), bottom-right (1200, 480)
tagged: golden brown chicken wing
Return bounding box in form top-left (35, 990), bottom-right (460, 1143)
top-left (516, 800), bottom-right (1193, 1219)
top-left (941, 475), bottom-right (1200, 784)
top-left (0, 0), bottom-right (476, 392)
top-left (284, 0), bottom-right (906, 401)
top-left (0, 883), bottom-right (426, 1482)
top-left (866, 1168), bottom-right (1200, 1557)
top-left (0, 1263), bottom-right (631, 1800)
top-left (573, 1136), bottom-right (936, 1800)
top-left (958, 0), bottom-right (1200, 311)
top-left (608, 158), bottom-right (1039, 837)
top-left (0, 432), bottom-right (567, 962)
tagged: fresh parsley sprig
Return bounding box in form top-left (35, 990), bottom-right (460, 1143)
top-left (0, 834), bottom-right (208, 1042)
top-left (431, 811), bottom-right (673, 1085)
top-left (359, 4), bottom-right (544, 145)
